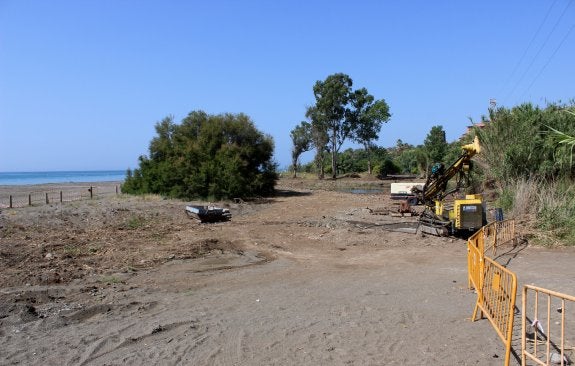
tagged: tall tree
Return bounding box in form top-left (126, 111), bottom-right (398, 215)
top-left (423, 125), bottom-right (448, 169)
top-left (349, 88), bottom-right (391, 174)
top-left (290, 121), bottom-right (312, 178)
top-left (312, 73), bottom-right (353, 179)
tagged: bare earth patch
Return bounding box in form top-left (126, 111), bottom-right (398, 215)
top-left (1, 178), bottom-right (574, 365)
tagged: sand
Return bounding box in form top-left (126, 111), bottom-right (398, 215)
top-left (1, 178), bottom-right (574, 365)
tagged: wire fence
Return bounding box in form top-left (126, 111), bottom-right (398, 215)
top-left (0, 185), bottom-right (122, 208)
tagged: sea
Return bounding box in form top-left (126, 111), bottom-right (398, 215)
top-left (0, 170), bottom-right (127, 186)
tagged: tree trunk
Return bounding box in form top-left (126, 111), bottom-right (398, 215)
top-left (292, 156), bottom-right (298, 178)
top-left (316, 150), bottom-right (325, 179)
top-left (331, 130), bottom-right (337, 179)
top-left (366, 144), bottom-right (372, 175)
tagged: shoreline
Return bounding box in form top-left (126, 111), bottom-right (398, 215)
top-left (0, 171), bottom-right (127, 187)
top-left (0, 180), bottom-right (123, 188)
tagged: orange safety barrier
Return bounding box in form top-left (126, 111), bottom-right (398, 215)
top-left (484, 219), bottom-right (516, 256)
top-left (471, 255), bottom-right (517, 366)
top-left (468, 226), bottom-right (485, 253)
top-left (467, 227), bottom-right (485, 289)
top-left (521, 285), bottom-right (575, 366)
top-left (467, 219), bottom-right (518, 365)
top-left (467, 241), bottom-right (483, 291)
top-left (468, 220), bottom-right (516, 289)
top-left (467, 219), bottom-right (575, 365)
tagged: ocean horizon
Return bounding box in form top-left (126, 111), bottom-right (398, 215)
top-left (0, 170), bottom-right (127, 186)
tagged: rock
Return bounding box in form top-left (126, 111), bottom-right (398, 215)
top-left (45, 253), bottom-right (53, 260)
top-left (40, 272), bottom-right (61, 285)
top-left (550, 352), bottom-right (570, 365)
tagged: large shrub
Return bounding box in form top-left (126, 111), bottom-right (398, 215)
top-left (123, 111), bottom-right (278, 200)
top-left (473, 102), bottom-right (575, 245)
top-left (475, 102), bottom-right (575, 184)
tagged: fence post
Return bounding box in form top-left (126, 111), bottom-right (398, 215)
top-left (9, 195), bottom-right (12, 208)
top-left (89, 186), bottom-right (93, 199)
top-left (115, 185), bottom-right (118, 195)
top-left (60, 191), bottom-right (63, 203)
top-left (45, 193), bottom-right (49, 204)
top-left (29, 194), bottom-right (32, 206)
top-left (492, 224), bottom-right (498, 256)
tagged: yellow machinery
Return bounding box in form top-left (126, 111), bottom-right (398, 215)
top-left (414, 136), bottom-right (485, 236)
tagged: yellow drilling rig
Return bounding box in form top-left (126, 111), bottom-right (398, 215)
top-left (413, 136), bottom-right (485, 236)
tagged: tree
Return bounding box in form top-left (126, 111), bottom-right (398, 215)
top-left (349, 88), bottom-right (391, 174)
top-left (123, 111), bottom-right (278, 199)
top-left (312, 73), bottom-right (354, 179)
top-left (306, 106), bottom-right (329, 179)
top-left (290, 121), bottom-right (312, 178)
top-left (309, 73), bottom-right (391, 178)
top-left (393, 147), bottom-right (418, 175)
top-left (414, 147), bottom-right (429, 178)
top-left (338, 148), bottom-right (366, 174)
top-left (394, 139), bottom-right (411, 154)
top-left (423, 125), bottom-right (448, 170)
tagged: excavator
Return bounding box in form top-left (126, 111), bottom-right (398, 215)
top-left (412, 136), bottom-right (485, 236)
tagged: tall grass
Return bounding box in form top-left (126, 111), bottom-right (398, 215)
top-left (535, 180), bottom-right (575, 244)
top-left (501, 179), bottom-right (575, 245)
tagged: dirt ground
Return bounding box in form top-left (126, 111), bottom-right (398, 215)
top-left (1, 178), bottom-right (574, 365)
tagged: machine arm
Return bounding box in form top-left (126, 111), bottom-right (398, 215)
top-left (418, 136), bottom-right (481, 206)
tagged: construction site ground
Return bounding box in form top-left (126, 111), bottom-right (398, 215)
top-left (1, 177), bottom-right (574, 365)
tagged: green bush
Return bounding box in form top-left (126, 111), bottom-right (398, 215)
top-left (496, 186), bottom-right (515, 213)
top-left (374, 159), bottom-right (400, 178)
top-left (123, 111), bottom-right (278, 200)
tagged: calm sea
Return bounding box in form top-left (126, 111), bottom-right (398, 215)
top-left (0, 170), bottom-right (127, 185)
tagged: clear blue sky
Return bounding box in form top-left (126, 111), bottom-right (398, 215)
top-left (1, 1), bottom-right (574, 172)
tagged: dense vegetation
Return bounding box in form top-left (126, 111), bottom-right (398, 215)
top-left (473, 102), bottom-right (575, 244)
top-left (297, 146), bottom-right (397, 177)
top-left (295, 124), bottom-right (458, 179)
top-left (123, 111), bottom-right (277, 200)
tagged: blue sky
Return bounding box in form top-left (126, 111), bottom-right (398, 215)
top-left (1, 1), bottom-right (574, 172)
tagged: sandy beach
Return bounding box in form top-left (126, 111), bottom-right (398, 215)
top-left (1, 178), bottom-right (574, 365)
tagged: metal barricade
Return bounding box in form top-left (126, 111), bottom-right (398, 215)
top-left (466, 219), bottom-right (575, 366)
top-left (521, 285), bottom-right (575, 366)
top-left (468, 227), bottom-right (485, 289)
top-left (467, 241), bottom-right (483, 291)
top-left (484, 220), bottom-right (516, 256)
top-left (471, 256), bottom-right (517, 366)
